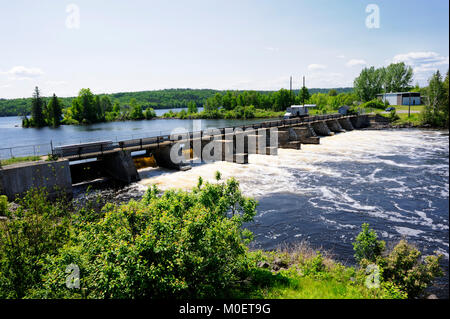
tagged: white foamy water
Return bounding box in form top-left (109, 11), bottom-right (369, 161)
top-left (137, 129), bottom-right (449, 279)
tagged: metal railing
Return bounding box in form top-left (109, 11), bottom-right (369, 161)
top-left (1, 113), bottom-right (351, 161)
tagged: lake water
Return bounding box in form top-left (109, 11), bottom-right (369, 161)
top-left (0, 111), bottom-right (270, 159)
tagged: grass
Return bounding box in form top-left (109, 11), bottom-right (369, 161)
top-left (392, 104), bottom-right (425, 112)
top-left (393, 113), bottom-right (422, 126)
top-left (230, 243), bottom-right (403, 299)
top-left (0, 155), bottom-right (42, 166)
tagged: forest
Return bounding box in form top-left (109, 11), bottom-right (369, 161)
top-left (0, 87), bottom-right (353, 117)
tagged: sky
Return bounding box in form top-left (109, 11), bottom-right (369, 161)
top-left (0, 0), bottom-right (448, 98)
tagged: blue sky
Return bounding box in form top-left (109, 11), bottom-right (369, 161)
top-left (0, 0), bottom-right (448, 98)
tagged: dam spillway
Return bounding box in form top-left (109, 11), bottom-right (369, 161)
top-left (0, 114), bottom-right (370, 200)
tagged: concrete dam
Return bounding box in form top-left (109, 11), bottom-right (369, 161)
top-left (0, 114), bottom-right (370, 200)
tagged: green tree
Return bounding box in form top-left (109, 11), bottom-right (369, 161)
top-left (100, 96), bottom-right (113, 113)
top-left (46, 94), bottom-right (63, 127)
top-left (129, 98), bottom-right (144, 120)
top-left (112, 101), bottom-right (121, 113)
top-left (187, 101), bottom-right (198, 113)
top-left (328, 89), bottom-right (338, 96)
top-left (94, 95), bottom-right (104, 122)
top-left (384, 62), bottom-right (413, 93)
top-left (352, 223), bottom-right (385, 263)
top-left (422, 70), bottom-right (447, 127)
top-left (143, 107), bottom-right (156, 119)
top-left (30, 86), bottom-right (46, 127)
top-left (298, 85), bottom-right (311, 105)
top-left (354, 67), bottom-right (384, 102)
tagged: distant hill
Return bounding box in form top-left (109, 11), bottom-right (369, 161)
top-left (0, 87), bottom-right (353, 117)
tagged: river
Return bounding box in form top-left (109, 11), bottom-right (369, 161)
top-left (79, 127), bottom-right (449, 298)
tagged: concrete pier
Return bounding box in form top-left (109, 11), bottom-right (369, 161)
top-left (153, 146), bottom-right (192, 171)
top-left (338, 117), bottom-right (354, 131)
top-left (312, 121), bottom-right (334, 136)
top-left (350, 115), bottom-right (370, 128)
top-left (292, 126), bottom-right (320, 144)
top-left (101, 151), bottom-right (141, 183)
top-left (326, 119), bottom-right (345, 133)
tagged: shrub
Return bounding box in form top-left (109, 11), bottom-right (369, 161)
top-left (353, 224), bottom-right (443, 298)
top-left (353, 223), bottom-right (385, 263)
top-left (388, 109), bottom-right (400, 122)
top-left (377, 240), bottom-right (443, 298)
top-left (0, 189), bottom-right (71, 298)
top-left (361, 99), bottom-right (386, 110)
top-left (32, 177), bottom-right (257, 298)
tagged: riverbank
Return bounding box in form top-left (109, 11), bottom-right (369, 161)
top-left (1, 175), bottom-right (443, 299)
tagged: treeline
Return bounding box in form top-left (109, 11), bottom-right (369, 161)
top-left (421, 70), bottom-right (449, 128)
top-left (162, 86), bottom-right (316, 119)
top-left (0, 87), bottom-right (352, 117)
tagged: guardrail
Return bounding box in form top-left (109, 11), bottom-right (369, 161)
top-left (0, 113), bottom-right (348, 161)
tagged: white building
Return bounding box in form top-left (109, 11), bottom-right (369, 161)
top-left (376, 92), bottom-right (421, 106)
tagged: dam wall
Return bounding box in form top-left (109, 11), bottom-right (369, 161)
top-left (0, 160), bottom-right (72, 201)
top-left (0, 114), bottom-right (370, 200)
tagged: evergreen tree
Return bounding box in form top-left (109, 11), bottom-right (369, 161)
top-left (46, 94), bottom-right (62, 127)
top-left (30, 86), bottom-right (46, 127)
top-left (299, 86), bottom-right (311, 105)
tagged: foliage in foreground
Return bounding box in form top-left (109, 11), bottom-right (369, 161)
top-left (0, 176), bottom-right (257, 298)
top-left (353, 223), bottom-right (443, 298)
top-left (0, 181), bottom-right (443, 299)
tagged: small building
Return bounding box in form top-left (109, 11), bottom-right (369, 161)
top-left (338, 105), bottom-right (351, 115)
top-left (376, 92), bottom-right (421, 106)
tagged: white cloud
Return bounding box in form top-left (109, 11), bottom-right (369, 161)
top-left (337, 55), bottom-right (345, 59)
top-left (1, 66), bottom-right (44, 79)
top-left (392, 51), bottom-right (449, 80)
top-left (308, 64), bottom-right (327, 71)
top-left (265, 47), bottom-right (279, 52)
top-left (45, 80), bottom-right (67, 86)
top-left (346, 59), bottom-right (367, 67)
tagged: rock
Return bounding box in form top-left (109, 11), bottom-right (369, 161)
top-left (257, 261), bottom-right (270, 269)
top-left (273, 257), bottom-right (288, 268)
top-left (272, 265), bottom-right (280, 271)
top-left (426, 294), bottom-right (438, 299)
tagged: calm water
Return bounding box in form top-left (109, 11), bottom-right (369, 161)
top-left (0, 112), bottom-right (269, 159)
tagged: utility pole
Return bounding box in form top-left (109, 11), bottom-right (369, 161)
top-left (289, 76), bottom-right (293, 103)
top-left (408, 92), bottom-right (411, 118)
top-left (302, 76), bottom-right (305, 107)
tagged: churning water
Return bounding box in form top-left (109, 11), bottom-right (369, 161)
top-left (76, 128), bottom-right (449, 297)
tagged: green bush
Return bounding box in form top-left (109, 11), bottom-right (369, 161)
top-left (361, 99), bottom-right (386, 110)
top-left (353, 223), bottom-right (385, 263)
top-left (388, 109), bottom-right (400, 122)
top-left (377, 240), bottom-right (443, 298)
top-left (0, 189), bottom-right (71, 298)
top-left (353, 224), bottom-right (443, 298)
top-left (29, 176), bottom-right (257, 298)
